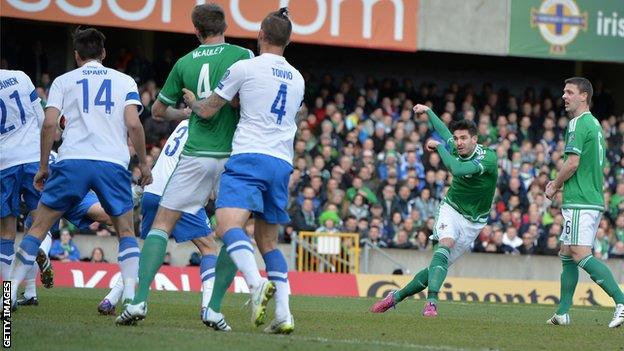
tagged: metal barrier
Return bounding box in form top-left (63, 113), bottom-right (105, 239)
top-left (360, 238), bottom-right (410, 274)
top-left (296, 231), bottom-right (360, 274)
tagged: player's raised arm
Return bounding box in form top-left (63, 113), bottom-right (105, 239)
top-left (414, 104), bottom-right (453, 145)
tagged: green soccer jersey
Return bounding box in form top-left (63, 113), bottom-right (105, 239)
top-left (425, 109), bottom-right (498, 223)
top-left (157, 43), bottom-right (253, 158)
top-left (561, 111), bottom-right (606, 211)
top-left (443, 144), bottom-right (499, 223)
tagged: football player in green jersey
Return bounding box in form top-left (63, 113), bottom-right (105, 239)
top-left (117, 3), bottom-right (252, 329)
top-left (545, 77), bottom-right (623, 328)
top-left (371, 104), bottom-right (498, 317)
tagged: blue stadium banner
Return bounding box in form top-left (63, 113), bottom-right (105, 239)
top-left (509, 0), bottom-right (624, 62)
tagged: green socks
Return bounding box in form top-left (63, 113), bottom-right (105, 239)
top-left (208, 246), bottom-right (238, 313)
top-left (394, 268), bottom-right (429, 303)
top-left (556, 255), bottom-right (579, 315)
top-left (133, 229), bottom-right (168, 304)
top-left (578, 255), bottom-right (624, 305)
top-left (427, 246), bottom-right (450, 303)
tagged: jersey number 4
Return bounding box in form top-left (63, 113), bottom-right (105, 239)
top-left (197, 63), bottom-right (212, 99)
top-left (0, 90), bottom-right (26, 134)
top-left (271, 83), bottom-right (288, 124)
top-left (76, 79), bottom-right (115, 114)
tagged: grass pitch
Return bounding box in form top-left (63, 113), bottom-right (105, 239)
top-left (11, 288), bottom-right (624, 351)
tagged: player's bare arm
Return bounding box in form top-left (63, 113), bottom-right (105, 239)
top-left (34, 106), bottom-right (61, 191)
top-left (545, 154), bottom-right (580, 199)
top-left (151, 99), bottom-right (192, 121)
top-left (124, 105), bottom-right (153, 186)
top-left (182, 88), bottom-right (227, 120)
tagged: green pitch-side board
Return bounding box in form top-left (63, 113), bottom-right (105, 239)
top-left (509, 0), bottom-right (624, 62)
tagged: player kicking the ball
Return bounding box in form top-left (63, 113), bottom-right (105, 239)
top-left (371, 104), bottom-right (498, 317)
top-left (545, 77), bottom-right (623, 328)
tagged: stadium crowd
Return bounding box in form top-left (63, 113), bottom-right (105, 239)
top-left (10, 48), bottom-right (624, 261)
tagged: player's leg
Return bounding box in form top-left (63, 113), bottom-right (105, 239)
top-left (109, 210), bottom-right (139, 302)
top-left (12, 160), bottom-right (86, 307)
top-left (11, 203), bottom-right (64, 307)
top-left (370, 267), bottom-right (428, 313)
top-left (423, 204), bottom-right (459, 313)
top-left (570, 210), bottom-right (624, 328)
top-left (1, 164), bottom-right (26, 280)
top-left (215, 207), bottom-right (258, 284)
top-left (255, 156), bottom-right (294, 333)
top-left (99, 274), bottom-right (123, 315)
top-left (215, 155), bottom-right (266, 290)
top-left (192, 236), bottom-right (218, 309)
top-left (207, 244), bottom-right (238, 314)
top-left (0, 216), bottom-right (16, 281)
top-left (85, 201), bottom-right (112, 226)
top-left (215, 155), bottom-right (277, 326)
top-left (548, 209), bottom-right (578, 325)
top-left (134, 156), bottom-right (213, 308)
top-left (191, 235), bottom-right (233, 331)
top-left (255, 219), bottom-right (293, 334)
top-left (132, 206), bottom-right (180, 306)
top-left (18, 215), bottom-right (53, 305)
top-left (88, 161), bottom-right (138, 306)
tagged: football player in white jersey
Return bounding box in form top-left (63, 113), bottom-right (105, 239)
top-left (0, 69), bottom-right (45, 282)
top-left (183, 8), bottom-right (304, 334)
top-left (9, 27), bottom-right (152, 309)
top-left (108, 120), bottom-right (226, 328)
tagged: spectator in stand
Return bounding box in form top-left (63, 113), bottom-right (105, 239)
top-left (49, 229), bottom-right (80, 262)
top-left (503, 226), bottom-right (523, 251)
top-left (518, 233), bottom-right (538, 255)
top-left (391, 229), bottom-right (413, 249)
top-left (316, 210), bottom-right (341, 233)
top-left (89, 247), bottom-right (107, 263)
top-left (347, 194), bottom-right (369, 221)
top-left (537, 235), bottom-right (559, 256)
top-left (408, 188), bottom-right (438, 220)
top-left (414, 230), bottom-right (430, 251)
top-left (291, 199), bottom-right (317, 233)
top-left (364, 225), bottom-right (388, 248)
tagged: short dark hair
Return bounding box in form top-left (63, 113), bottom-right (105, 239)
top-left (192, 3), bottom-right (226, 38)
top-left (564, 77), bottom-right (593, 104)
top-left (73, 27), bottom-right (105, 60)
top-left (261, 7), bottom-right (292, 47)
top-left (450, 119), bottom-right (478, 136)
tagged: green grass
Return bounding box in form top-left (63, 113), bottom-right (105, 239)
top-left (11, 288), bottom-right (624, 351)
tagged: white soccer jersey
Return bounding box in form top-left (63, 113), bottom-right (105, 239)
top-left (0, 69), bottom-right (44, 170)
top-left (214, 53), bottom-right (304, 165)
top-left (144, 120), bottom-right (189, 196)
top-left (46, 61), bottom-right (141, 167)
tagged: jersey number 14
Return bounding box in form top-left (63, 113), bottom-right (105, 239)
top-left (76, 79), bottom-right (115, 114)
